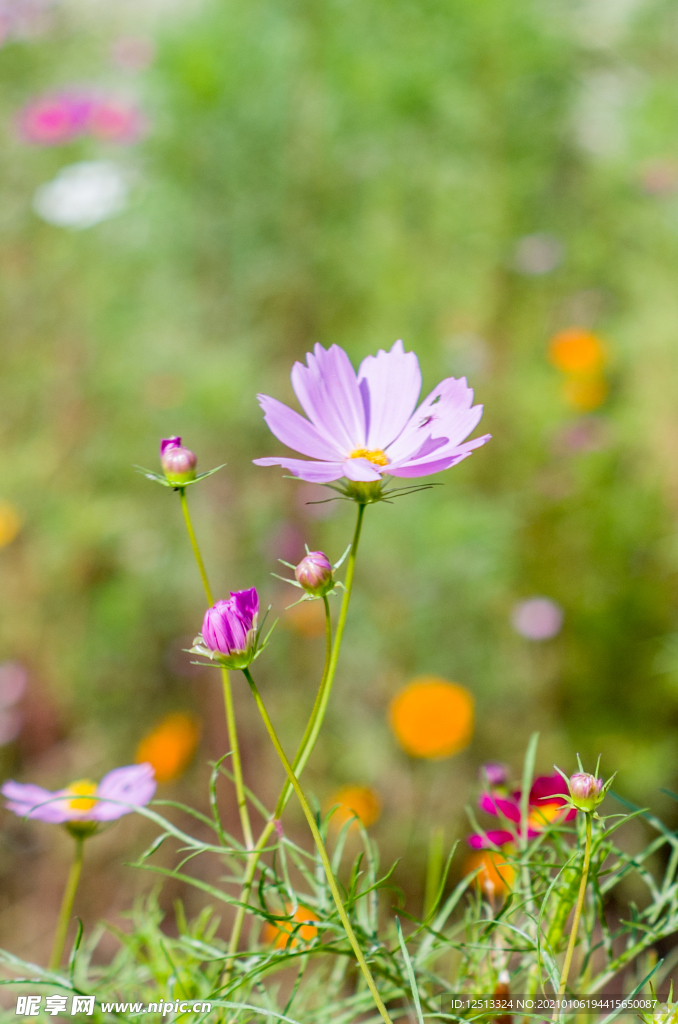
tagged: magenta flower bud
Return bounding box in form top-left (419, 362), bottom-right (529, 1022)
top-left (200, 589), bottom-right (259, 669)
top-left (160, 436), bottom-right (197, 485)
top-left (480, 763), bottom-right (509, 788)
top-left (569, 772), bottom-right (603, 812)
top-left (294, 551), bottom-right (333, 596)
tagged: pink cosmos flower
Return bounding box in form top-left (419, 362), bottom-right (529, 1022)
top-left (88, 99), bottom-right (146, 143)
top-left (468, 773), bottom-right (576, 849)
top-left (253, 341), bottom-right (490, 483)
top-left (17, 91), bottom-right (146, 146)
top-left (18, 92), bottom-right (93, 145)
top-left (2, 763), bottom-right (156, 824)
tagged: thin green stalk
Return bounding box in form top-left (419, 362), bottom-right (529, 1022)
top-left (179, 488), bottom-right (213, 604)
top-left (223, 595), bottom-right (333, 981)
top-left (224, 505), bottom-right (367, 976)
top-left (300, 503), bottom-right (365, 770)
top-left (242, 667), bottom-right (394, 1024)
top-left (48, 838), bottom-right (84, 971)
top-left (552, 813), bottom-right (592, 1022)
top-left (178, 488), bottom-right (253, 851)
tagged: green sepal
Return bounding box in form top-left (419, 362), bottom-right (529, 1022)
top-left (134, 464), bottom-right (227, 489)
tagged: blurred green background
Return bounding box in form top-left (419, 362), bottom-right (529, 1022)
top-left (2, 0), bottom-right (678, 959)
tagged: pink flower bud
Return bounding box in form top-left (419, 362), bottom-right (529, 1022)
top-left (294, 551), bottom-right (333, 596)
top-left (569, 772), bottom-right (603, 812)
top-left (200, 589), bottom-right (259, 669)
top-left (480, 763), bottom-right (508, 788)
top-left (160, 436), bottom-right (197, 485)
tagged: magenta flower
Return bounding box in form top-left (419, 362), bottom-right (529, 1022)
top-left (468, 773), bottom-right (576, 849)
top-left (17, 90), bottom-right (146, 147)
top-left (253, 341), bottom-right (490, 484)
top-left (193, 589), bottom-right (262, 669)
top-left (18, 91), bottom-right (93, 145)
top-left (2, 764), bottom-right (156, 825)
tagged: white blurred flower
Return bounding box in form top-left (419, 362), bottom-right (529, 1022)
top-left (512, 233), bottom-right (563, 275)
top-left (0, 709), bottom-right (22, 745)
top-left (511, 598), bottom-right (564, 641)
top-left (573, 70), bottom-right (643, 158)
top-left (32, 160), bottom-right (130, 229)
top-left (0, 662), bottom-right (26, 708)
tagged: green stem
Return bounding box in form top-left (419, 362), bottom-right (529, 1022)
top-left (178, 488), bottom-right (253, 851)
top-left (242, 667), bottom-right (394, 1024)
top-left (552, 813), bottom-right (592, 1022)
top-left (223, 596), bottom-right (334, 981)
top-left (179, 488), bottom-right (214, 604)
top-left (224, 505), bottom-right (366, 974)
top-left (48, 838), bottom-right (84, 971)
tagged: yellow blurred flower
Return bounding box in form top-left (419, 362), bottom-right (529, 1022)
top-left (548, 328), bottom-right (607, 374)
top-left (562, 374), bottom-right (608, 412)
top-left (0, 502), bottom-right (22, 548)
top-left (263, 904), bottom-right (319, 949)
top-left (389, 676), bottom-right (474, 759)
top-left (135, 712), bottom-right (201, 783)
top-left (464, 847), bottom-right (515, 898)
top-left (326, 784), bottom-right (382, 831)
top-left (284, 599), bottom-right (326, 637)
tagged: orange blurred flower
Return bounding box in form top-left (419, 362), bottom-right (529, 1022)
top-left (263, 904), bottom-right (319, 949)
top-left (548, 328), bottom-right (607, 374)
top-left (562, 375), bottom-right (608, 412)
top-left (326, 785), bottom-right (382, 831)
top-left (284, 599), bottom-right (326, 637)
top-left (135, 712), bottom-right (201, 783)
top-left (464, 847), bottom-right (515, 898)
top-left (0, 502), bottom-right (22, 548)
top-left (389, 676), bottom-right (474, 759)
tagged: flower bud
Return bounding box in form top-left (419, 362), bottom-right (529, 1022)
top-left (200, 588), bottom-right (259, 669)
top-left (294, 551), bottom-right (333, 596)
top-left (568, 772), bottom-right (603, 812)
top-left (160, 436), bottom-right (197, 485)
top-left (480, 762), bottom-right (508, 788)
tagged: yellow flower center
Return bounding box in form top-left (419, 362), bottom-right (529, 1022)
top-left (348, 448), bottom-right (389, 467)
top-left (65, 779), bottom-right (98, 814)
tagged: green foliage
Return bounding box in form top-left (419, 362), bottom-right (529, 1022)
top-left (3, 744), bottom-right (678, 1021)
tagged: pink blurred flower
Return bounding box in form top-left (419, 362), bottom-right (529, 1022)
top-left (2, 764), bottom-right (156, 823)
top-left (88, 98), bottom-right (146, 143)
top-left (511, 597), bottom-right (563, 640)
top-left (110, 35), bottom-right (155, 73)
top-left (253, 340), bottom-right (490, 483)
top-left (18, 92), bottom-right (93, 145)
top-left (468, 773), bottom-right (576, 848)
top-left (17, 90), bottom-right (146, 146)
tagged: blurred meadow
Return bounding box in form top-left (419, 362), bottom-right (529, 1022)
top-left (2, 0), bottom-right (678, 970)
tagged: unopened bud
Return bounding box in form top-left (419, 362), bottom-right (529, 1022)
top-left (569, 772), bottom-right (603, 812)
top-left (480, 762), bottom-right (508, 788)
top-left (294, 551), bottom-right (333, 596)
top-left (160, 436), bottom-right (197, 485)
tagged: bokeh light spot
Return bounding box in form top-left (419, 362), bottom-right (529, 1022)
top-left (562, 375), bottom-right (608, 411)
top-left (136, 712), bottom-right (201, 783)
top-left (389, 676), bottom-right (474, 759)
top-left (263, 904), bottom-right (319, 949)
top-left (326, 784), bottom-right (382, 831)
top-left (0, 502), bottom-right (22, 547)
top-left (511, 598), bottom-right (563, 641)
top-left (548, 328), bottom-right (606, 374)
